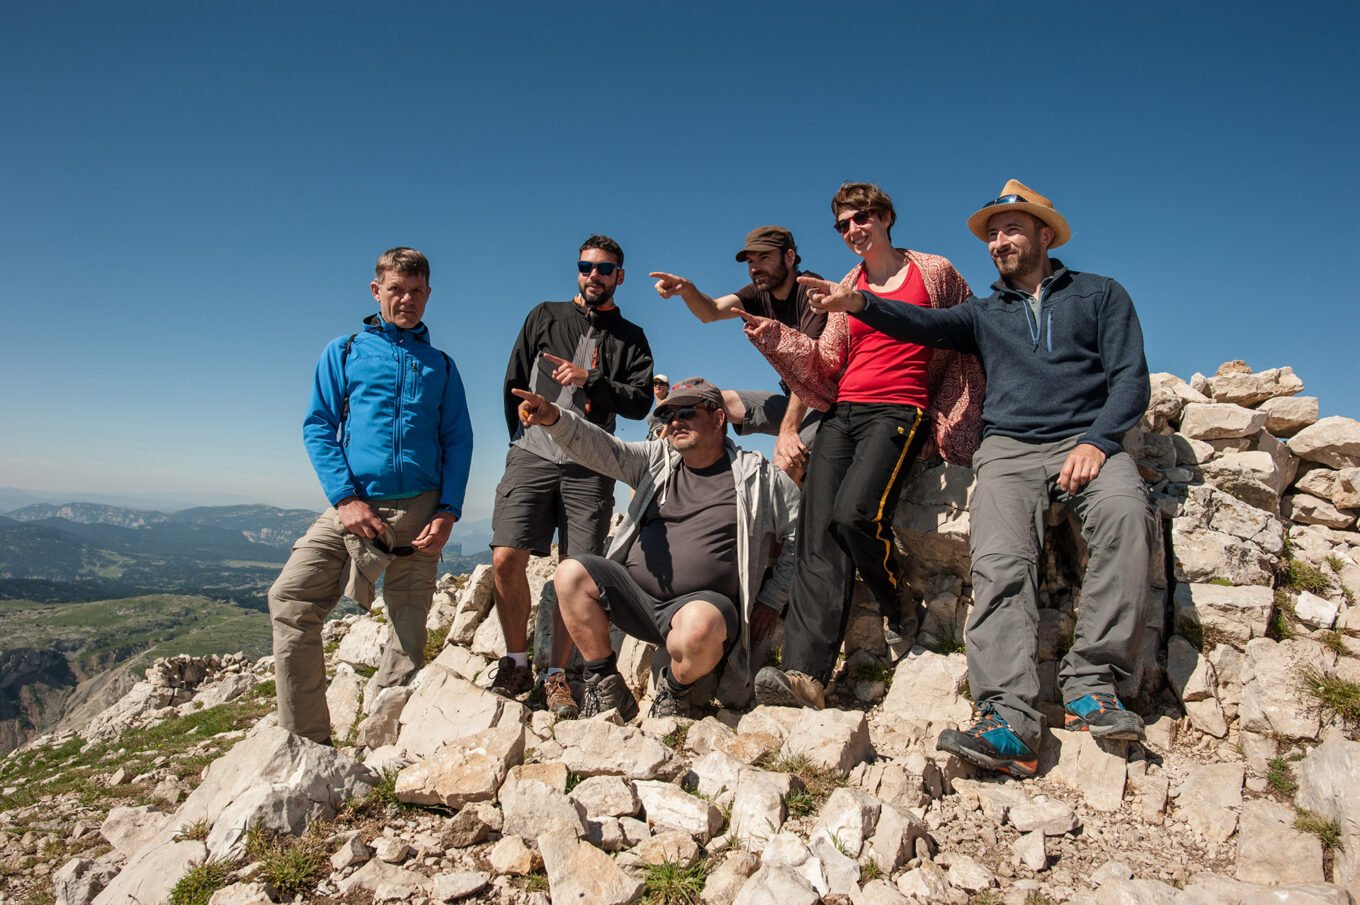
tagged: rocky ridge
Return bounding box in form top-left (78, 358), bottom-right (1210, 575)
top-left (0, 360), bottom-right (1357, 905)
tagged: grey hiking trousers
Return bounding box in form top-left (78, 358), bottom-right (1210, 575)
top-left (268, 490), bottom-right (440, 743)
top-left (966, 435), bottom-right (1153, 749)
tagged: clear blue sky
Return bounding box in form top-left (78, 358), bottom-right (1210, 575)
top-left (3, 2), bottom-right (1356, 520)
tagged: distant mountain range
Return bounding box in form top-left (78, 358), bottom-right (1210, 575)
top-left (1, 501), bottom-right (490, 608)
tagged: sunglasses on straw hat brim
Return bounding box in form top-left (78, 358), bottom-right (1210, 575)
top-left (967, 180), bottom-right (1072, 248)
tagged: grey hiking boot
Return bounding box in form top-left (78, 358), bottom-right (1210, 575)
top-left (580, 672), bottom-right (639, 722)
top-left (1063, 692), bottom-right (1145, 741)
top-left (488, 656), bottom-right (533, 699)
top-left (754, 666), bottom-right (825, 709)
top-left (648, 681), bottom-right (691, 719)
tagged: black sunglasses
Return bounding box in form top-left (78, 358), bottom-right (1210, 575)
top-left (655, 404), bottom-right (710, 422)
top-left (981, 193), bottom-right (1029, 208)
top-left (832, 210), bottom-right (873, 234)
top-left (373, 538), bottom-right (416, 557)
top-left (577, 261), bottom-right (620, 276)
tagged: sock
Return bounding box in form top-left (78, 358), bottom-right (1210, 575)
top-left (507, 652), bottom-right (529, 669)
top-left (583, 652), bottom-right (618, 680)
top-left (663, 667), bottom-right (693, 695)
top-left (545, 667), bottom-right (565, 677)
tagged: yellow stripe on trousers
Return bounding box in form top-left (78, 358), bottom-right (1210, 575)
top-left (872, 412), bottom-right (922, 588)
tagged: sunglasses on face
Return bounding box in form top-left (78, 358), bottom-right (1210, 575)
top-left (981, 193), bottom-right (1029, 208)
top-left (832, 210), bottom-right (873, 234)
top-left (655, 404), bottom-right (708, 422)
top-left (577, 261), bottom-right (620, 276)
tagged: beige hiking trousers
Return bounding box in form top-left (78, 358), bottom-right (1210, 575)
top-left (268, 490), bottom-right (440, 743)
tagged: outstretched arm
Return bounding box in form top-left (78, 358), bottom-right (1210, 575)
top-left (650, 271), bottom-right (744, 323)
top-left (797, 275), bottom-right (981, 353)
top-left (512, 388), bottom-right (653, 486)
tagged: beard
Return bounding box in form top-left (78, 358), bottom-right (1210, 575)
top-left (751, 260), bottom-right (789, 291)
top-left (993, 242), bottom-right (1043, 282)
top-left (581, 281), bottom-right (615, 307)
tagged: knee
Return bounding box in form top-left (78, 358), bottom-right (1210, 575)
top-left (492, 545), bottom-right (527, 578)
top-left (670, 603), bottom-right (727, 652)
top-left (553, 559), bottom-right (598, 604)
top-left (1085, 495), bottom-right (1152, 547)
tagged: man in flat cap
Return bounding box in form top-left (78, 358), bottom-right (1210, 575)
top-left (650, 227), bottom-right (825, 484)
top-left (799, 180), bottom-right (1153, 779)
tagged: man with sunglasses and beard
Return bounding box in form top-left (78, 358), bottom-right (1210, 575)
top-left (650, 227), bottom-right (826, 484)
top-left (799, 180), bottom-right (1152, 780)
top-left (510, 377), bottom-right (799, 720)
top-left (490, 235), bottom-right (655, 715)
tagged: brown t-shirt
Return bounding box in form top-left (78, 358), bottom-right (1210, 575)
top-left (733, 270), bottom-right (827, 340)
top-left (623, 456), bottom-right (739, 601)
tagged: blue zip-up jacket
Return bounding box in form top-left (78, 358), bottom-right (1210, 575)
top-left (854, 261), bottom-right (1149, 457)
top-left (302, 314), bottom-right (474, 518)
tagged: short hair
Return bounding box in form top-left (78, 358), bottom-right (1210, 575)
top-left (374, 247), bottom-right (430, 282)
top-left (831, 182), bottom-right (897, 237)
top-left (580, 234), bottom-right (624, 268)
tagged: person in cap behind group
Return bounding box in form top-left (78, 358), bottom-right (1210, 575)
top-left (738, 183), bottom-right (984, 711)
top-left (799, 180), bottom-right (1153, 778)
top-left (489, 235), bottom-right (655, 716)
top-left (510, 376), bottom-right (799, 720)
top-left (649, 227), bottom-right (826, 483)
top-left (646, 373), bottom-right (671, 440)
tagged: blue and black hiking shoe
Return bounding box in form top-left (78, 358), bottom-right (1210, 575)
top-left (1064, 692), bottom-right (1145, 741)
top-left (936, 707), bottom-right (1038, 778)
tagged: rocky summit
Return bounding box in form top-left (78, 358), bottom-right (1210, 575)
top-left (2, 360), bottom-right (1358, 905)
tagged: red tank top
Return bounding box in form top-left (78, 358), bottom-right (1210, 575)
top-left (837, 263), bottom-right (933, 407)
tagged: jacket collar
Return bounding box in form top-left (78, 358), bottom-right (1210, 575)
top-left (363, 313), bottom-right (431, 344)
top-left (991, 258), bottom-right (1070, 298)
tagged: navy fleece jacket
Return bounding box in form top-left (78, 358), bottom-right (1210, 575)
top-left (855, 261), bottom-right (1149, 456)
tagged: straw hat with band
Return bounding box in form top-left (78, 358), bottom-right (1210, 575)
top-left (967, 179), bottom-right (1071, 248)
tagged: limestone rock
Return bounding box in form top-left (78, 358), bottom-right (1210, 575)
top-left (781, 708), bottom-right (873, 774)
top-left (1235, 798), bottom-right (1324, 884)
top-left (1009, 798), bottom-right (1080, 835)
top-left (500, 779), bottom-right (587, 840)
top-left (863, 802), bottom-right (927, 872)
top-left (555, 718), bottom-right (678, 780)
top-left (1283, 493), bottom-right (1358, 529)
top-left (205, 882), bottom-right (273, 905)
top-left (1171, 486), bottom-right (1286, 585)
top-left (430, 644), bottom-right (489, 684)
top-left (395, 667), bottom-right (525, 761)
top-left (53, 857), bottom-right (118, 905)
top-left (354, 685), bottom-right (411, 747)
top-left (1013, 830), bottom-right (1047, 871)
top-left (393, 723), bottom-right (524, 807)
top-left (569, 774), bottom-right (640, 818)
top-left (1178, 874), bottom-right (1352, 904)
top-left (488, 835), bottom-right (538, 875)
top-left (336, 857), bottom-right (432, 899)
top-left (335, 616), bottom-right (386, 669)
top-left (325, 663), bottom-right (366, 742)
top-left (811, 787), bottom-right (880, 858)
top-left (761, 832), bottom-right (828, 895)
top-left (1289, 416), bottom-right (1360, 469)
top-left (634, 830), bottom-right (701, 867)
top-left (945, 853), bottom-right (996, 891)
top-left (896, 861), bottom-right (951, 900)
top-left (1179, 402), bottom-right (1268, 440)
top-left (99, 805), bottom-right (168, 858)
top-left (1172, 583), bottom-right (1273, 646)
top-left (443, 801), bottom-right (501, 847)
top-left (895, 460), bottom-right (976, 587)
top-left (1335, 467), bottom-right (1360, 508)
top-left (808, 832), bottom-right (860, 895)
top-left (702, 851), bottom-right (761, 905)
top-left (732, 864), bottom-right (820, 905)
top-left (91, 840), bottom-right (205, 905)
top-left (1047, 729), bottom-right (1127, 812)
top-left (430, 870), bottom-right (491, 902)
top-left (1294, 590), bottom-right (1340, 629)
top-left (330, 832), bottom-right (370, 870)
top-left (1205, 365), bottom-right (1303, 406)
top-left (1239, 638), bottom-right (1330, 740)
top-left (635, 779), bottom-right (723, 842)
top-left (882, 649), bottom-right (971, 724)
top-left (538, 833), bottom-right (646, 905)
top-left (373, 836), bottom-right (412, 863)
top-left (1174, 762), bottom-right (1243, 842)
top-left (728, 770), bottom-right (786, 851)
top-left (1198, 451), bottom-right (1283, 513)
top-left (1294, 731), bottom-right (1360, 838)
top-left (1259, 395), bottom-right (1319, 436)
top-left (852, 879), bottom-right (912, 905)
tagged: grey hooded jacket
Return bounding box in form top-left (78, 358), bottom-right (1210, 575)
top-left (543, 409), bottom-right (800, 692)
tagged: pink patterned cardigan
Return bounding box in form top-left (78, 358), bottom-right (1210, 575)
top-left (747, 249), bottom-right (986, 466)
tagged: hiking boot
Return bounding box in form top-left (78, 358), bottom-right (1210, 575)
top-left (936, 707), bottom-right (1038, 778)
top-left (1064, 692), bottom-right (1145, 741)
top-left (648, 681), bottom-right (692, 719)
top-left (580, 672), bottom-right (639, 722)
top-left (541, 671), bottom-right (579, 719)
top-left (488, 656), bottom-right (533, 699)
top-left (754, 666), bottom-right (825, 709)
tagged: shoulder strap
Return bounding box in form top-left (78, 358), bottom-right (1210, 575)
top-left (340, 333), bottom-right (358, 432)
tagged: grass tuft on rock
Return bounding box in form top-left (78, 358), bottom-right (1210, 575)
top-left (1319, 630), bottom-right (1351, 657)
top-left (1265, 757), bottom-right (1300, 795)
top-left (642, 857), bottom-right (707, 904)
top-left (244, 825), bottom-right (328, 899)
top-left (423, 624), bottom-right (450, 662)
top-left (761, 753), bottom-right (845, 811)
top-left (1297, 665), bottom-right (1360, 725)
top-left (167, 860), bottom-right (232, 905)
top-left (1268, 590), bottom-right (1297, 641)
top-left (1294, 809), bottom-right (1344, 850)
top-left (1280, 559), bottom-right (1331, 595)
top-left (661, 724), bottom-right (690, 751)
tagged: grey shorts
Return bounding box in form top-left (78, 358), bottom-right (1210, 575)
top-left (731, 390), bottom-right (822, 446)
top-left (491, 445), bottom-right (614, 557)
top-left (570, 554), bottom-right (740, 656)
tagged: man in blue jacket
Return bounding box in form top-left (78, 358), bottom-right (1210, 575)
top-left (269, 247), bottom-right (473, 745)
top-left (799, 181), bottom-right (1153, 778)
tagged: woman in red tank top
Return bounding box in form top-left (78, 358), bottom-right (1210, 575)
top-left (746, 182), bottom-right (980, 709)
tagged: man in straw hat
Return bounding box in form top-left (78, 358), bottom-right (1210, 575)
top-left (797, 180), bottom-right (1152, 778)
top-left (650, 226), bottom-right (826, 484)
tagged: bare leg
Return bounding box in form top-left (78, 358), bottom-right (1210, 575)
top-left (553, 559), bottom-right (613, 661)
top-left (491, 545), bottom-right (532, 653)
top-left (666, 600), bottom-right (728, 685)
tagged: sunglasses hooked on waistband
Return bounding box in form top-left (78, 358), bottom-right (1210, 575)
top-left (373, 538), bottom-right (416, 557)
